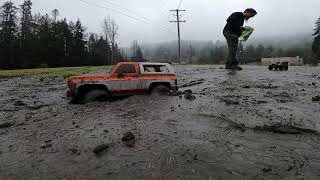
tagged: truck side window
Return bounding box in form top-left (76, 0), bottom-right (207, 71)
top-left (143, 65), bottom-right (169, 73)
top-left (116, 64), bottom-right (136, 74)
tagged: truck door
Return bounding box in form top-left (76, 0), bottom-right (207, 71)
top-left (111, 64), bottom-right (144, 95)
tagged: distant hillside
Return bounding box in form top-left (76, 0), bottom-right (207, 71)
top-left (121, 33), bottom-right (314, 63)
top-left (246, 33), bottom-right (313, 48)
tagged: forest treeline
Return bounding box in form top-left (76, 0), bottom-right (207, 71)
top-left (0, 0), bottom-right (123, 69)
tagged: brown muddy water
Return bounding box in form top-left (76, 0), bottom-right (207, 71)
top-left (0, 65), bottom-right (320, 180)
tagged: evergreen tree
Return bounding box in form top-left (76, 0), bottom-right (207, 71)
top-left (87, 33), bottom-right (97, 65)
top-left (51, 9), bottom-right (59, 23)
top-left (71, 19), bottom-right (87, 66)
top-left (50, 18), bottom-right (70, 67)
top-left (243, 45), bottom-right (256, 62)
top-left (0, 1), bottom-right (18, 69)
top-left (19, 0), bottom-right (33, 68)
top-left (35, 13), bottom-right (52, 67)
top-left (212, 47), bottom-right (225, 64)
top-left (20, 0), bottom-right (32, 41)
top-left (113, 43), bottom-right (123, 63)
top-left (130, 40), bottom-right (144, 61)
top-left (136, 46), bottom-right (143, 60)
top-left (312, 17), bottom-right (320, 60)
top-left (95, 36), bottom-right (110, 65)
top-left (255, 44), bottom-right (265, 59)
top-left (265, 46), bottom-right (275, 58)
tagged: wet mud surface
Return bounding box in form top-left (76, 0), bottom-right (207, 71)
top-left (1, 65), bottom-right (320, 180)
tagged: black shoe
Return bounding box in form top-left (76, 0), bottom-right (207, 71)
top-left (230, 65), bottom-right (243, 71)
top-left (225, 63), bottom-right (233, 69)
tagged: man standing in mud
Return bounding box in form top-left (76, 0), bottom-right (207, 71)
top-left (224, 8), bottom-right (257, 70)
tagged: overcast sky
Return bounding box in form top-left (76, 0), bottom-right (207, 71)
top-left (9, 0), bottom-right (320, 46)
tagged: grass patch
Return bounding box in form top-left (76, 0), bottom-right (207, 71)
top-left (0, 66), bottom-right (113, 79)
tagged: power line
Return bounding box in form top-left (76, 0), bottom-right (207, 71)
top-left (178, 0), bottom-right (183, 9)
top-left (97, 0), bottom-right (152, 22)
top-left (98, 0), bottom-right (175, 34)
top-left (78, 0), bottom-right (175, 34)
top-left (79, 0), bottom-right (150, 24)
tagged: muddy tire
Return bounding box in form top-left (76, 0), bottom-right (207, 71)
top-left (70, 94), bottom-right (85, 104)
top-left (150, 85), bottom-right (170, 96)
top-left (83, 89), bottom-right (110, 103)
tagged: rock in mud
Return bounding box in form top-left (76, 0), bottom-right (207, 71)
top-left (262, 167), bottom-right (272, 172)
top-left (14, 100), bottom-right (26, 106)
top-left (122, 132), bottom-right (136, 147)
top-left (68, 148), bottom-right (80, 155)
top-left (185, 93), bottom-right (196, 101)
top-left (184, 90), bottom-right (196, 101)
top-left (223, 99), bottom-right (240, 105)
top-left (171, 89), bottom-right (196, 101)
top-left (312, 95), bottom-right (320, 102)
top-left (28, 101), bottom-right (45, 110)
top-left (0, 122), bottom-right (14, 129)
top-left (93, 144), bottom-right (109, 154)
top-left (171, 89), bottom-right (191, 97)
top-left (256, 84), bottom-right (279, 89)
top-left (40, 144), bottom-right (52, 149)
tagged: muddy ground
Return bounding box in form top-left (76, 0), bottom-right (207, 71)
top-left (1, 65), bottom-right (320, 180)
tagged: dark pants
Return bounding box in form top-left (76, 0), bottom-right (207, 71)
top-left (223, 30), bottom-right (239, 65)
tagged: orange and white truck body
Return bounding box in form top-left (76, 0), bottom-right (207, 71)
top-left (67, 62), bottom-right (178, 97)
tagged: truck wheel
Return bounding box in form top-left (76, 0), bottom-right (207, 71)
top-left (268, 66), bottom-right (273, 71)
top-left (151, 85), bottom-right (170, 95)
top-left (70, 94), bottom-right (85, 104)
top-left (284, 67), bottom-right (288, 71)
top-left (83, 89), bottom-right (110, 103)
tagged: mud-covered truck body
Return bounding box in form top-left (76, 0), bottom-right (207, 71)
top-left (67, 62), bottom-right (178, 103)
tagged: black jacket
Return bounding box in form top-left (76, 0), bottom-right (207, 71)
top-left (224, 12), bottom-right (245, 37)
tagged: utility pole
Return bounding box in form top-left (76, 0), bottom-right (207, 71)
top-left (170, 9), bottom-right (186, 64)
